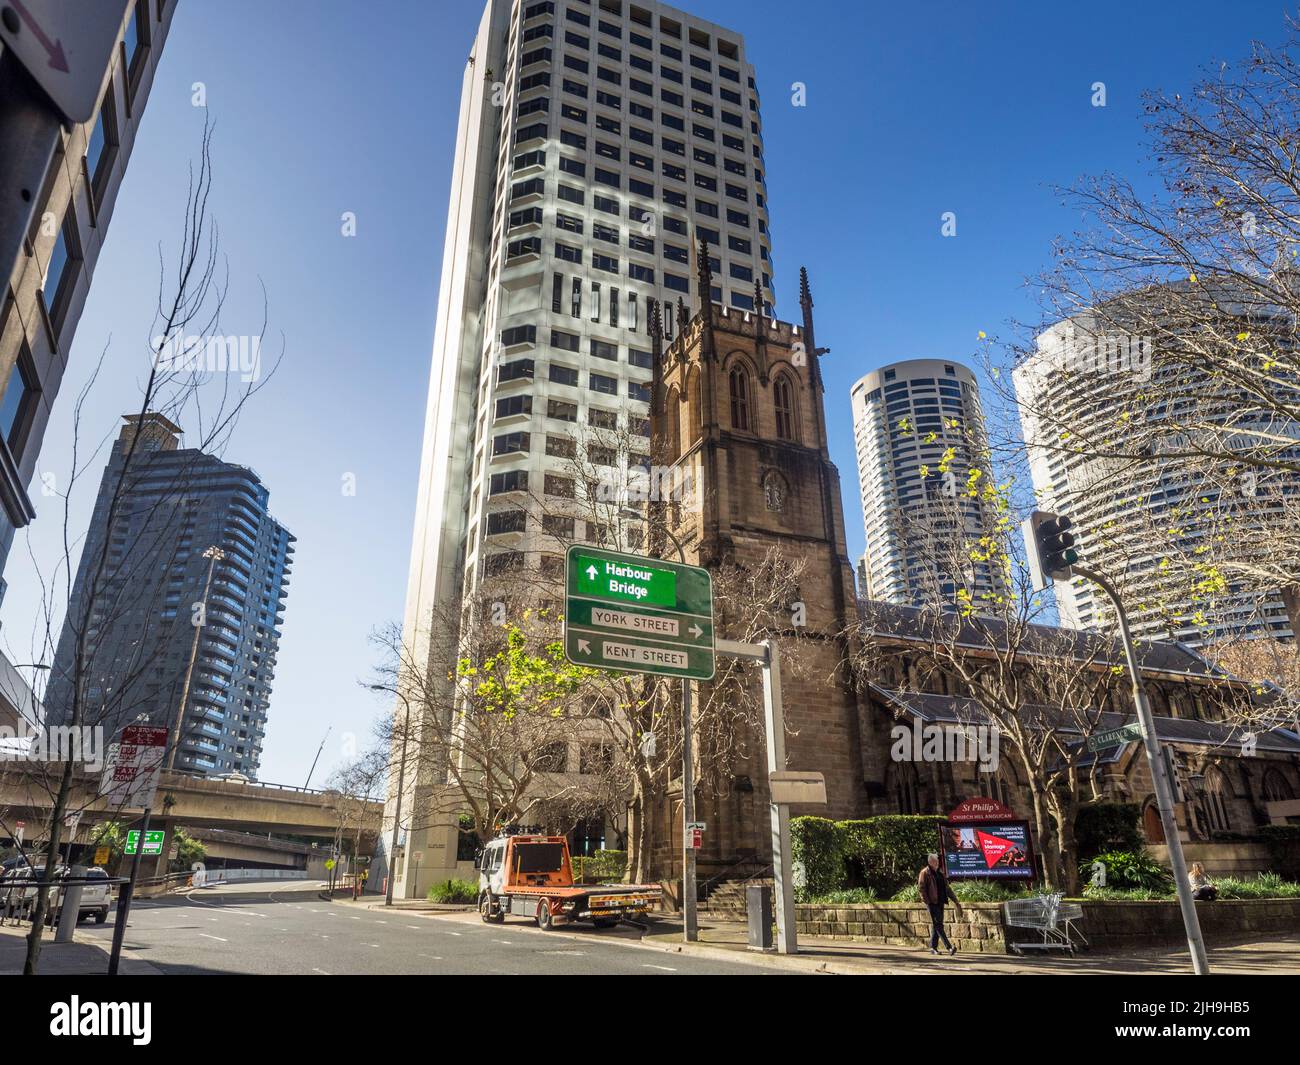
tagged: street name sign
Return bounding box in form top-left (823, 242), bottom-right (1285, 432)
top-left (1088, 722), bottom-right (1144, 753)
top-left (563, 545), bottom-right (715, 679)
top-left (0, 0), bottom-right (132, 122)
top-left (125, 829), bottom-right (164, 856)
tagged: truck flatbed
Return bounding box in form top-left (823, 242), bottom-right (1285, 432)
top-left (476, 834), bottom-right (661, 930)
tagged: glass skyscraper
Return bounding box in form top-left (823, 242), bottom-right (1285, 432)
top-left (46, 414), bottom-right (294, 778)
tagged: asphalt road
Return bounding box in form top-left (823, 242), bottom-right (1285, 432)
top-left (78, 881), bottom-right (779, 975)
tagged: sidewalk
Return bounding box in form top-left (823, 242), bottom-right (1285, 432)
top-left (638, 917), bottom-right (1300, 975)
top-left (0, 921), bottom-right (160, 975)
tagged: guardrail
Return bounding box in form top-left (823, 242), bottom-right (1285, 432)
top-left (166, 769), bottom-right (330, 796)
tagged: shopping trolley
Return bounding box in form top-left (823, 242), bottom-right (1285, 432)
top-left (1003, 893), bottom-right (1088, 954)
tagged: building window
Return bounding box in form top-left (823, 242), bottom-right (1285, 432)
top-left (729, 367), bottom-right (749, 430)
top-left (773, 375), bottom-right (795, 441)
top-left (1201, 768), bottom-right (1230, 834)
top-left (124, 0), bottom-right (152, 97)
top-left (86, 88), bottom-right (121, 211)
top-left (0, 347), bottom-right (40, 461)
top-left (1262, 769), bottom-right (1294, 802)
top-left (40, 208), bottom-right (81, 336)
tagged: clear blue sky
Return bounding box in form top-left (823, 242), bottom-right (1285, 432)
top-left (3, 0), bottom-right (1290, 785)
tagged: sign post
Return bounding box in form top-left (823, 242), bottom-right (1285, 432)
top-left (106, 724), bottom-right (168, 976)
top-left (565, 545), bottom-right (714, 942)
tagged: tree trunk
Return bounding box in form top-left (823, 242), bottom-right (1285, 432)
top-left (24, 758), bottom-right (75, 975)
top-left (1050, 796), bottom-right (1081, 895)
top-left (1029, 786), bottom-right (1062, 891)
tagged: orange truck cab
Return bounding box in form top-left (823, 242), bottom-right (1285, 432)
top-left (476, 834), bottom-right (659, 930)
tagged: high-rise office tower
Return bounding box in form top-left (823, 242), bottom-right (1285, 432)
top-left (47, 414), bottom-right (295, 778)
top-left (1016, 307), bottom-right (1299, 644)
top-left (850, 359), bottom-right (1003, 608)
top-left (390, 0), bottom-right (774, 897)
top-left (0, 1), bottom-right (174, 723)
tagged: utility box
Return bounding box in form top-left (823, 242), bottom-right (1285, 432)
top-left (746, 884), bottom-right (774, 951)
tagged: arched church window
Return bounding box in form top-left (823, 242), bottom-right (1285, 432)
top-left (729, 367), bottom-right (750, 431)
top-left (773, 374), bottom-right (795, 440)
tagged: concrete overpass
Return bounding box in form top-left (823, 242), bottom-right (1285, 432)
top-left (0, 764), bottom-right (383, 844)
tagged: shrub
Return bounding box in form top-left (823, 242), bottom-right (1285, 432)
top-left (1074, 803), bottom-right (1143, 859)
top-left (804, 887), bottom-right (878, 904)
top-left (427, 878), bottom-right (478, 904)
top-left (891, 883), bottom-right (921, 902)
top-left (570, 850), bottom-right (626, 884)
top-left (1215, 873), bottom-right (1300, 900)
top-left (839, 815), bottom-right (945, 897)
top-left (951, 880), bottom-right (1025, 903)
top-left (1080, 850), bottom-right (1172, 892)
top-left (790, 816), bottom-right (844, 898)
top-left (1254, 826), bottom-right (1300, 881)
top-left (1081, 884), bottom-right (1166, 900)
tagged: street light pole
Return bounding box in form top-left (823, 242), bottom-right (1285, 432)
top-left (167, 546), bottom-right (224, 771)
top-left (1073, 563), bottom-right (1210, 975)
top-left (371, 684), bottom-right (412, 907)
top-left (619, 507), bottom-right (696, 941)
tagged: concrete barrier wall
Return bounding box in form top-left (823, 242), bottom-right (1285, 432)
top-left (207, 869), bottom-right (312, 883)
top-left (794, 898), bottom-right (1300, 953)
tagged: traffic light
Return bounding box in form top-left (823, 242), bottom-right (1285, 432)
top-left (1024, 510), bottom-right (1080, 591)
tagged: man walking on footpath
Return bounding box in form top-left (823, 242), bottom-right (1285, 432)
top-left (918, 853), bottom-right (962, 955)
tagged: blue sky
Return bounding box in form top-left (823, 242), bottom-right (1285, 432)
top-left (3, 0), bottom-right (1290, 785)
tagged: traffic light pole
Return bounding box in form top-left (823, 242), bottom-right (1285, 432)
top-left (1072, 563), bottom-right (1210, 975)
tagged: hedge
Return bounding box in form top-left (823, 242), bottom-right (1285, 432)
top-left (790, 817), bottom-right (843, 896)
top-left (1074, 803), bottom-right (1143, 859)
top-left (570, 850), bottom-right (627, 884)
top-left (840, 816), bottom-right (945, 896)
top-left (791, 815), bottom-right (944, 897)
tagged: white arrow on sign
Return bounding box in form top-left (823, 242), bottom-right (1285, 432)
top-left (586, 564), bottom-right (598, 580)
top-left (577, 639), bottom-right (591, 654)
top-left (688, 623), bottom-right (703, 638)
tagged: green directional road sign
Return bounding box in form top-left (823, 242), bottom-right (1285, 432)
top-left (1088, 722), bottom-right (1144, 753)
top-left (125, 830), bottom-right (165, 856)
top-left (564, 545), bottom-right (715, 679)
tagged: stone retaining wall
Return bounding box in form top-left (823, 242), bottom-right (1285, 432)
top-left (795, 901), bottom-right (1007, 952)
top-left (795, 898), bottom-right (1300, 953)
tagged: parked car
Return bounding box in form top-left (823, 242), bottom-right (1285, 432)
top-left (2, 865), bottom-right (110, 924)
top-left (76, 867), bottom-right (111, 924)
top-left (2, 864), bottom-right (63, 923)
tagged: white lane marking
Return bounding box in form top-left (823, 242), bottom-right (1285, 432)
top-left (375, 920), bottom-right (387, 925)
top-left (494, 940), bottom-right (514, 945)
top-left (642, 964), bottom-right (676, 971)
top-left (418, 954), bottom-right (442, 960)
top-left (347, 915), bottom-right (360, 920)
top-left (199, 933), bottom-right (228, 942)
top-left (312, 967), bottom-right (331, 975)
top-left (446, 931), bottom-right (462, 937)
top-left (406, 925), bottom-right (421, 930)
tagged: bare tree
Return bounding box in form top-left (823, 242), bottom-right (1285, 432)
top-left (9, 118), bottom-right (280, 973)
top-left (983, 15), bottom-right (1300, 642)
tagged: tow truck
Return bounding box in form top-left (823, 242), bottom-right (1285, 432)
top-left (476, 833), bottom-right (660, 930)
